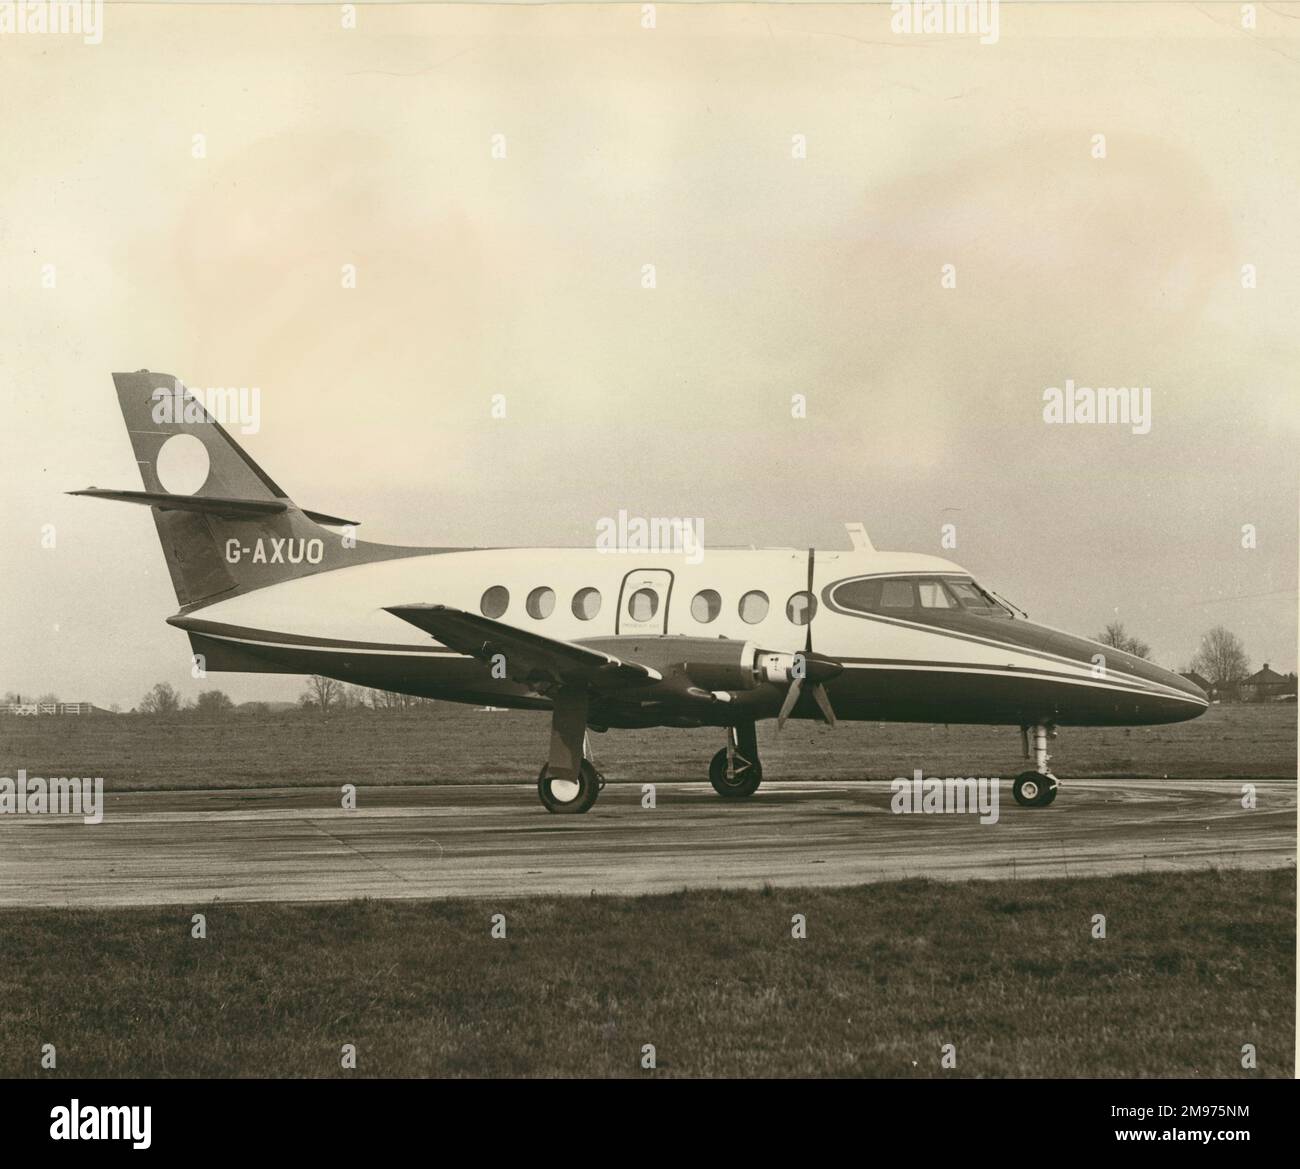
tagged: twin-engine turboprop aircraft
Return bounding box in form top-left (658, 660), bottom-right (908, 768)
top-left (74, 372), bottom-right (1209, 813)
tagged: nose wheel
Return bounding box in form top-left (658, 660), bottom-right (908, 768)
top-left (1013, 723), bottom-right (1060, 808)
top-left (709, 723), bottom-right (763, 798)
top-left (1012, 771), bottom-right (1058, 808)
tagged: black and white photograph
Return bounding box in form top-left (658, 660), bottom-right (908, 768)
top-left (1, 0), bottom-right (1295, 1147)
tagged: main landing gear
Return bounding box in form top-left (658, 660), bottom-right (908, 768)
top-left (537, 758), bottom-right (603, 814)
top-left (537, 687), bottom-right (605, 814)
top-left (1013, 722), bottom-right (1060, 808)
top-left (709, 723), bottom-right (763, 798)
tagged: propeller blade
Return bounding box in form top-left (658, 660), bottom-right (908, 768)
top-left (811, 682), bottom-right (837, 727)
top-left (805, 546), bottom-right (815, 655)
top-left (777, 677), bottom-right (803, 730)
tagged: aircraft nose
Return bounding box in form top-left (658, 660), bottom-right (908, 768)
top-left (1095, 647), bottom-right (1210, 721)
top-left (1015, 622), bottom-right (1211, 723)
top-left (1167, 669), bottom-right (1208, 703)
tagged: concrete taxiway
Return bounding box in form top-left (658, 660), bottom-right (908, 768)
top-left (0, 779), bottom-right (1292, 908)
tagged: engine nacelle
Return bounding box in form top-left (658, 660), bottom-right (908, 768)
top-left (754, 651), bottom-right (800, 686)
top-left (579, 637), bottom-right (842, 696)
top-left (674, 638), bottom-right (762, 692)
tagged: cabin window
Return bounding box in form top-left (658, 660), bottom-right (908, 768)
top-left (691, 589), bottom-right (722, 624)
top-left (480, 585), bottom-right (509, 618)
top-left (526, 586), bottom-right (556, 619)
top-left (786, 590), bottom-right (817, 625)
top-left (572, 587), bottom-right (602, 621)
top-left (738, 590), bottom-right (769, 624)
top-left (627, 587), bottom-right (659, 622)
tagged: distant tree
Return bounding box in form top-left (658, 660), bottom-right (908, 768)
top-left (365, 687), bottom-right (432, 711)
top-left (1190, 626), bottom-right (1250, 694)
top-left (37, 691), bottom-right (60, 706)
top-left (242, 701), bottom-right (271, 715)
top-left (1096, 620), bottom-right (1151, 660)
top-left (2, 691), bottom-right (20, 705)
top-left (332, 683), bottom-right (367, 711)
top-left (300, 675), bottom-right (341, 714)
top-left (139, 682), bottom-right (181, 715)
top-left (194, 689), bottom-right (235, 716)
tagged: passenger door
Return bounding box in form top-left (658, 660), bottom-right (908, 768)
top-left (616, 568), bottom-right (674, 635)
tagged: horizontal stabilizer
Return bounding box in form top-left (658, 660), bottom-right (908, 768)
top-left (68, 487), bottom-right (356, 527)
top-left (385, 604), bottom-right (661, 689)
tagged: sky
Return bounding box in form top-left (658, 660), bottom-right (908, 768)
top-left (1, 1), bottom-right (1297, 709)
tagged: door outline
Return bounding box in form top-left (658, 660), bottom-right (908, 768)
top-left (615, 568), bottom-right (675, 635)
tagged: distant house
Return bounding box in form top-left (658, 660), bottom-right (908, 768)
top-left (1180, 670), bottom-right (1214, 699)
top-left (2, 701), bottom-right (110, 716)
top-left (1238, 664), bottom-right (1297, 704)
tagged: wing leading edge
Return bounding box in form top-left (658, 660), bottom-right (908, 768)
top-left (383, 604), bottom-right (662, 690)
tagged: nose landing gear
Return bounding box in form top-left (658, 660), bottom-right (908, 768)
top-left (709, 722), bottom-right (763, 798)
top-left (1013, 722), bottom-right (1059, 808)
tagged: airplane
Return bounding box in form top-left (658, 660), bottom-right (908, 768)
top-left (73, 371), bottom-right (1210, 814)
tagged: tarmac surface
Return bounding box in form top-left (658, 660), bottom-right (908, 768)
top-left (0, 778), bottom-right (1293, 907)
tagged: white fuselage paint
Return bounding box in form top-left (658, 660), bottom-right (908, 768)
top-left (186, 546), bottom-right (1202, 711)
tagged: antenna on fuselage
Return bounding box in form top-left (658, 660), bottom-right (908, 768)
top-left (844, 521), bottom-right (876, 553)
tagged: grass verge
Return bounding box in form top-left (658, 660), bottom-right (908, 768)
top-left (0, 868), bottom-right (1292, 1077)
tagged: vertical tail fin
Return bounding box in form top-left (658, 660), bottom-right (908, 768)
top-left (112, 370), bottom-right (288, 502)
top-left (73, 370), bottom-right (424, 611)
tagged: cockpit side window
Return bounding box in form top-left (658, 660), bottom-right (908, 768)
top-left (833, 575), bottom-right (1010, 618)
top-left (916, 580), bottom-right (954, 608)
top-left (834, 577), bottom-right (914, 613)
top-left (946, 580), bottom-right (1010, 617)
top-left (833, 578), bottom-right (883, 612)
top-left (879, 579), bottom-right (915, 609)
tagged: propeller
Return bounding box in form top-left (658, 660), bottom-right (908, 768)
top-left (777, 548), bottom-right (841, 729)
top-left (777, 651), bottom-right (841, 729)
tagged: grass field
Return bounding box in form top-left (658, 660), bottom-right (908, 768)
top-left (0, 701), bottom-right (1293, 791)
top-left (0, 868), bottom-right (1290, 1078)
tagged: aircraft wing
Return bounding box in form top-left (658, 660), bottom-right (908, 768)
top-left (384, 604), bottom-right (662, 690)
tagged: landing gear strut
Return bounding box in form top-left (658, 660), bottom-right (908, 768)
top-left (1013, 722), bottom-right (1059, 808)
top-left (537, 687), bottom-right (603, 814)
top-left (709, 723), bottom-right (763, 798)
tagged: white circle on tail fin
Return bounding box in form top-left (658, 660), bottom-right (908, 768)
top-left (155, 433), bottom-right (210, 495)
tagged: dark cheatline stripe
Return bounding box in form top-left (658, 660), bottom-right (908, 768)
top-left (836, 656), bottom-right (1168, 697)
top-left (821, 583), bottom-right (1191, 696)
top-left (167, 617), bottom-right (462, 654)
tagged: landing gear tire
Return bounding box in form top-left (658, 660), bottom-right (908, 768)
top-left (1012, 771), bottom-right (1058, 809)
top-left (709, 747), bottom-right (762, 798)
top-left (538, 759), bottom-right (602, 814)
